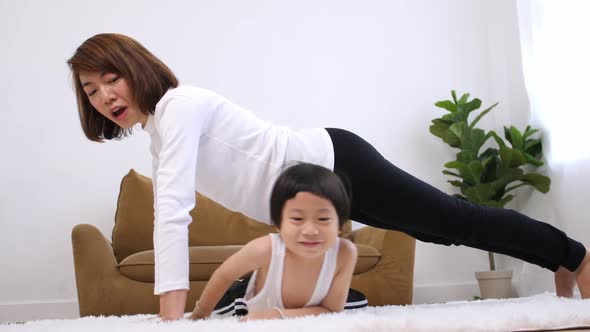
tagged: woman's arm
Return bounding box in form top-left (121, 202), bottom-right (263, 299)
top-left (243, 239), bottom-right (358, 320)
top-left (190, 235), bottom-right (272, 319)
top-left (152, 95), bottom-right (209, 320)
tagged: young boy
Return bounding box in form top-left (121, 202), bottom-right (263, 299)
top-left (190, 163), bottom-right (367, 320)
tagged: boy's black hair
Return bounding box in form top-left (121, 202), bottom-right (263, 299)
top-left (270, 163), bottom-right (351, 228)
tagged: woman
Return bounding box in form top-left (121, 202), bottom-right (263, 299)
top-left (67, 33), bottom-right (590, 320)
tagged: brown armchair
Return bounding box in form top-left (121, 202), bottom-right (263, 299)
top-left (71, 169), bottom-right (415, 316)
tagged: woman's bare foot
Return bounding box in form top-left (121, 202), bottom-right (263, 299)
top-left (575, 250), bottom-right (590, 299)
top-left (555, 266), bottom-right (576, 297)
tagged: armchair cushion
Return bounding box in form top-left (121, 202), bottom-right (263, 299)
top-left (119, 245), bottom-right (242, 282)
top-left (119, 242), bottom-right (380, 283)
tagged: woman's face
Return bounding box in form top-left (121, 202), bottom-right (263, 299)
top-left (279, 192), bottom-right (340, 259)
top-left (79, 71), bottom-right (148, 128)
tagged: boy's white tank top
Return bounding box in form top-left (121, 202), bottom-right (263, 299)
top-left (244, 233), bottom-right (341, 311)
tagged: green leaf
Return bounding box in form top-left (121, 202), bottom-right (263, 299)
top-left (523, 152), bottom-right (544, 167)
top-left (520, 173), bottom-right (551, 193)
top-left (467, 160), bottom-right (484, 184)
top-left (524, 139), bottom-right (543, 157)
top-left (511, 149), bottom-right (527, 168)
top-left (464, 183), bottom-right (495, 203)
top-left (442, 131), bottom-right (461, 147)
top-left (442, 113), bottom-right (456, 121)
top-left (480, 200), bottom-right (502, 208)
top-left (503, 127), bottom-right (511, 144)
top-left (449, 122), bottom-right (467, 142)
top-left (499, 195), bottom-right (515, 207)
top-left (522, 127), bottom-right (540, 141)
top-left (480, 151), bottom-right (499, 183)
top-left (523, 138), bottom-right (542, 153)
top-left (490, 131), bottom-right (507, 148)
top-left (499, 145), bottom-right (527, 168)
top-left (430, 119), bottom-right (462, 147)
top-left (481, 195), bottom-right (514, 208)
top-left (479, 148), bottom-right (499, 160)
top-left (496, 167), bottom-right (524, 183)
top-left (461, 128), bottom-right (490, 155)
top-left (457, 150), bottom-right (477, 163)
top-left (452, 193), bottom-right (467, 200)
top-left (463, 98), bottom-right (482, 113)
top-left (458, 92), bottom-right (470, 104)
top-left (470, 102), bottom-right (498, 129)
top-left (444, 161), bottom-right (467, 170)
top-left (448, 180), bottom-right (464, 188)
top-left (508, 126), bottom-right (524, 149)
top-left (445, 161), bottom-right (476, 186)
top-left (435, 100), bottom-right (457, 112)
top-left (442, 170), bottom-right (462, 178)
top-left (430, 119), bottom-right (451, 139)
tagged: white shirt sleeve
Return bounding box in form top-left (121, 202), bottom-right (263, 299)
top-left (152, 94), bottom-right (206, 295)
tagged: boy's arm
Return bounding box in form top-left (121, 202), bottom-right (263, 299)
top-left (244, 239), bottom-right (358, 320)
top-left (190, 235), bottom-right (271, 319)
top-left (318, 239), bottom-right (358, 312)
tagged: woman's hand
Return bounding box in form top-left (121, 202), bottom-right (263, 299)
top-left (159, 289), bottom-right (188, 321)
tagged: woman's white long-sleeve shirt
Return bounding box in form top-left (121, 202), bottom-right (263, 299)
top-left (142, 86), bottom-right (334, 294)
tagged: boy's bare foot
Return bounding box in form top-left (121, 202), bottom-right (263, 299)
top-left (575, 250), bottom-right (590, 299)
top-left (555, 266), bottom-right (576, 297)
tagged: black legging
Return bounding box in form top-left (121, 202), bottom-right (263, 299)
top-left (326, 128), bottom-right (585, 272)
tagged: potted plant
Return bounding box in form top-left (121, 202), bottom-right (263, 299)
top-left (429, 90), bottom-right (551, 299)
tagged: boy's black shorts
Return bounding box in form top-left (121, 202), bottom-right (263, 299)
top-left (211, 273), bottom-right (368, 317)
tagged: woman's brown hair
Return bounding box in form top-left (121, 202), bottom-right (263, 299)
top-left (67, 33), bottom-right (178, 141)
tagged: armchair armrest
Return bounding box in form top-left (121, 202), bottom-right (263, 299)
top-left (350, 226), bottom-right (415, 305)
top-left (71, 224), bottom-right (157, 316)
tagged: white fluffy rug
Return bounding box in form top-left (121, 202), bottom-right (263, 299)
top-left (2, 293), bottom-right (589, 332)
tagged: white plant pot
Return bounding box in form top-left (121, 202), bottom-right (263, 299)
top-left (475, 270), bottom-right (513, 299)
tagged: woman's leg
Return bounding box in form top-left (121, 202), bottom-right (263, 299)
top-left (326, 128), bottom-right (588, 296)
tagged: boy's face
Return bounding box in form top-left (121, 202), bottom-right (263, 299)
top-left (279, 192), bottom-right (339, 259)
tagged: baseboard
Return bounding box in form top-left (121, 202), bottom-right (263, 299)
top-left (413, 281), bottom-right (481, 304)
top-left (0, 299), bottom-right (79, 323)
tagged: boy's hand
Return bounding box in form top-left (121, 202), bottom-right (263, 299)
top-left (189, 300), bottom-right (210, 320)
top-left (189, 309), bottom-right (208, 320)
top-left (239, 309), bottom-right (282, 321)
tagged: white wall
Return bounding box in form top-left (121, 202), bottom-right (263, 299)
top-left (0, 0), bottom-right (535, 322)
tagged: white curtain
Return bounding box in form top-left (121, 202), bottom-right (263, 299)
top-left (514, 0), bottom-right (590, 297)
